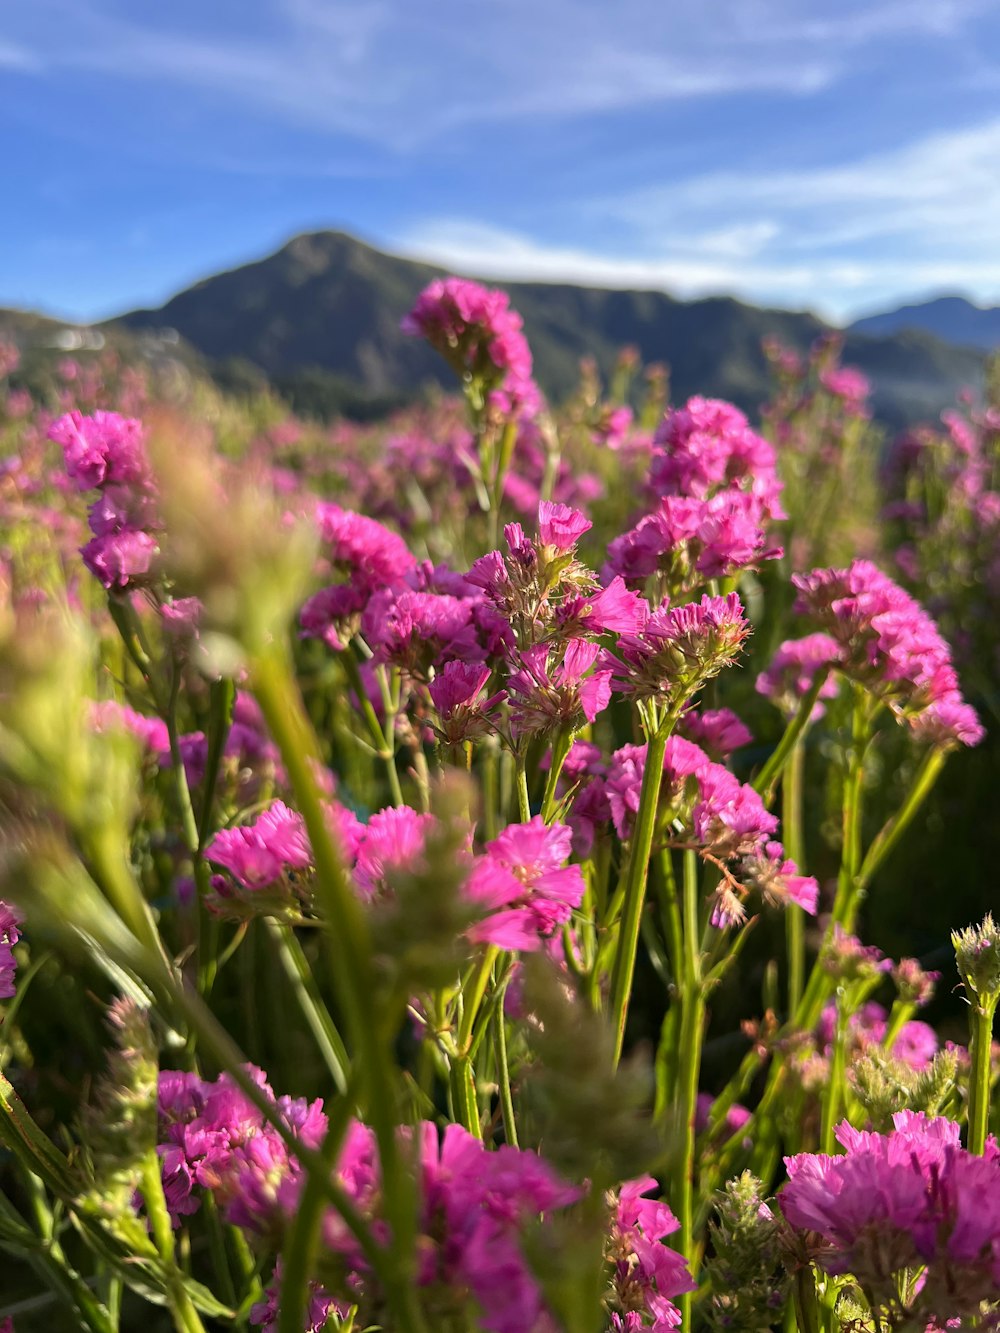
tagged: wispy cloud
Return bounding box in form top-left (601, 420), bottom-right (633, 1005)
top-left (394, 116), bottom-right (1000, 318)
top-left (3, 0), bottom-right (989, 148)
top-left (0, 38), bottom-right (42, 71)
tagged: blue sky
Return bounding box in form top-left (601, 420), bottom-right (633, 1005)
top-left (2, 0), bottom-right (1000, 323)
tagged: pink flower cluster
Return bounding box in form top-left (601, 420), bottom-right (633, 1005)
top-left (157, 1065), bottom-right (326, 1231)
top-left (466, 817), bottom-right (586, 951)
top-left (606, 592), bottom-right (749, 705)
top-left (792, 559), bottom-right (984, 747)
top-left (0, 901), bottom-right (21, 999)
top-left (159, 1064), bottom-right (692, 1333)
top-left (756, 632), bottom-right (842, 719)
top-left (91, 693), bottom-right (283, 794)
top-left (606, 1176), bottom-right (697, 1330)
top-left (781, 1112), bottom-right (1000, 1325)
top-left (402, 277), bottom-right (538, 417)
top-left (49, 409), bottom-right (160, 591)
top-left (606, 398), bottom-right (785, 595)
top-left (605, 736), bottom-right (817, 924)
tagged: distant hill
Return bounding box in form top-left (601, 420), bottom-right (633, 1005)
top-left (850, 296), bottom-right (1000, 352)
top-left (108, 231), bottom-right (985, 428)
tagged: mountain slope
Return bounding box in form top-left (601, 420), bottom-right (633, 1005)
top-left (108, 231), bottom-right (984, 425)
top-left (850, 296), bottom-right (1000, 351)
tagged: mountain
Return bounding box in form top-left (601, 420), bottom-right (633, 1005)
top-left (98, 231), bottom-right (984, 425)
top-left (850, 296), bottom-right (1000, 352)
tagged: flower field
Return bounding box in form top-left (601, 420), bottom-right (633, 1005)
top-left (0, 279), bottom-right (998, 1332)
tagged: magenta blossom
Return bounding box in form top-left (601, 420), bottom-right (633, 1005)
top-left (781, 1113), bottom-right (1000, 1325)
top-left (506, 639), bottom-right (613, 738)
top-left (466, 818), bottom-right (585, 951)
top-left (0, 901), bottom-right (21, 999)
top-left (537, 501), bottom-right (592, 553)
top-left (206, 802), bottom-right (311, 892)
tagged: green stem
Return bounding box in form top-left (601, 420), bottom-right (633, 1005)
top-left (267, 920), bottom-right (350, 1093)
top-left (277, 1080), bottom-right (358, 1333)
top-left (783, 739), bottom-right (806, 1016)
top-left (855, 745), bottom-right (946, 896)
top-left (494, 1001), bottom-right (518, 1147)
top-left (250, 644), bottom-right (425, 1333)
top-left (514, 751), bottom-right (531, 822)
top-left (139, 1153), bottom-right (206, 1333)
top-left (967, 996), bottom-right (998, 1155)
top-left (609, 723), bottom-right (669, 1065)
top-left (794, 1266), bottom-right (822, 1333)
top-left (450, 1055), bottom-right (480, 1139)
top-left (342, 644), bottom-right (404, 805)
top-left (753, 668), bottom-right (830, 803)
top-left (819, 997), bottom-right (847, 1153)
top-left (673, 849), bottom-right (705, 1330)
top-left (540, 726), bottom-right (574, 823)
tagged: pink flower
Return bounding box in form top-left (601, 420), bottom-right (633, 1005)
top-left (608, 593), bottom-right (749, 704)
top-left (678, 707), bottom-right (752, 758)
top-left (608, 1176), bottom-right (696, 1330)
top-left (506, 639), bottom-right (613, 738)
top-left (429, 660), bottom-right (505, 745)
top-left (756, 633), bottom-right (842, 719)
top-left (315, 502), bottom-right (416, 590)
top-left (352, 806), bottom-right (434, 900)
top-left (556, 576), bottom-right (650, 636)
top-left (650, 396), bottom-right (785, 518)
top-left (0, 901), bottom-right (21, 999)
top-left (81, 528), bottom-right (159, 590)
top-left (207, 802), bottom-right (311, 892)
top-left (780, 1113), bottom-right (1000, 1324)
top-left (402, 277), bottom-right (534, 388)
top-left (49, 409), bottom-right (149, 492)
top-left (466, 818), bottom-right (585, 951)
top-left (537, 501), bottom-right (592, 553)
top-left (792, 560), bottom-right (982, 746)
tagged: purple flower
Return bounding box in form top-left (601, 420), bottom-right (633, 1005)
top-left (81, 528), bottom-right (159, 591)
top-left (756, 633), bottom-right (842, 719)
top-left (780, 1113), bottom-right (1000, 1324)
top-left (429, 661), bottom-right (505, 746)
top-left (678, 707), bottom-right (752, 759)
top-left (0, 901), bottom-right (21, 999)
top-left (506, 638), bottom-right (613, 738)
top-left (49, 409), bottom-right (148, 492)
top-left (402, 277), bottom-right (534, 390)
top-left (608, 593), bottom-right (750, 704)
top-left (352, 806), bottom-right (434, 900)
top-left (792, 559), bottom-right (982, 746)
top-left (466, 817), bottom-right (585, 951)
top-left (207, 802), bottom-right (311, 892)
top-left (537, 501), bottom-right (592, 553)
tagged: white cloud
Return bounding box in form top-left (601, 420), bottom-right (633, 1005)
top-left (0, 38), bottom-right (41, 70)
top-left (3, 0), bottom-right (989, 148)
top-left (392, 109), bottom-right (1000, 324)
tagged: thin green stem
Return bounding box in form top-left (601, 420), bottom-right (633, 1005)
top-left (673, 849), bottom-right (705, 1331)
top-left (783, 739), bottom-right (806, 1015)
top-left (267, 920), bottom-right (350, 1094)
top-left (277, 1079), bottom-right (359, 1333)
top-left (819, 997), bottom-right (847, 1153)
top-left (540, 726), bottom-right (574, 823)
top-left (609, 723), bottom-right (669, 1065)
top-left (753, 668), bottom-right (830, 803)
top-left (514, 751), bottom-right (531, 822)
top-left (493, 1001), bottom-right (518, 1147)
top-left (967, 997), bottom-right (998, 1155)
top-left (855, 746), bottom-right (946, 896)
top-left (251, 644), bottom-right (426, 1333)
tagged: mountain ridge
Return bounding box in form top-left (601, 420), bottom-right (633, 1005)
top-left (849, 295), bottom-right (1000, 352)
top-left (3, 231), bottom-right (989, 427)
